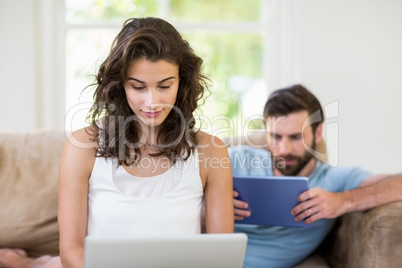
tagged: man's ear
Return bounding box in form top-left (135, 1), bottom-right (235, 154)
top-left (314, 123), bottom-right (323, 144)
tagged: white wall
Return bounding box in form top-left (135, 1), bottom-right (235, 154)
top-left (0, 0), bottom-right (64, 131)
top-left (298, 0), bottom-right (402, 173)
top-left (0, 0), bottom-right (37, 130)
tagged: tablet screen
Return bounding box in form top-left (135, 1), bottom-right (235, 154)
top-left (233, 175), bottom-right (313, 227)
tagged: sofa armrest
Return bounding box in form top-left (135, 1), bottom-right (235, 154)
top-left (324, 201), bottom-right (402, 268)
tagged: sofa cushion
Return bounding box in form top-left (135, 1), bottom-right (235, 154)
top-left (294, 254), bottom-right (329, 267)
top-left (0, 130), bottom-right (66, 257)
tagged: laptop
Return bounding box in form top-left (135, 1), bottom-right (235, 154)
top-left (84, 233), bottom-right (248, 268)
top-left (233, 175), bottom-right (313, 227)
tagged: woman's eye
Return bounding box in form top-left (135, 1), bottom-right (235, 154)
top-left (159, 85), bottom-right (170, 89)
top-left (133, 86), bottom-right (145, 90)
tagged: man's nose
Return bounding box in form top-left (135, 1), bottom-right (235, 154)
top-left (278, 139), bottom-right (292, 155)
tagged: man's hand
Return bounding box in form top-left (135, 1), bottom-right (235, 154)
top-left (291, 187), bottom-right (346, 224)
top-left (233, 190), bottom-right (251, 220)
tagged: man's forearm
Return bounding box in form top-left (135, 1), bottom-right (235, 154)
top-left (341, 174), bottom-right (402, 213)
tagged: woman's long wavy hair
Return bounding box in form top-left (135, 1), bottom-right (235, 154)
top-left (87, 17), bottom-right (208, 166)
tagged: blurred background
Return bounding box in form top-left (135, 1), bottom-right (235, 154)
top-left (1, 0), bottom-right (401, 174)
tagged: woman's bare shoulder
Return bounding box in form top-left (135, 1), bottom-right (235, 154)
top-left (66, 126), bottom-right (98, 149)
top-left (61, 127), bottom-right (98, 174)
top-left (196, 131), bottom-right (228, 157)
top-left (195, 132), bottom-right (231, 188)
top-left (63, 127), bottom-right (98, 161)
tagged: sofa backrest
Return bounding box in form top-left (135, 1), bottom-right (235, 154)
top-left (0, 129), bottom-right (66, 257)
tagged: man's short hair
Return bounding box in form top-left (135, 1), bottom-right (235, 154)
top-left (263, 84), bottom-right (324, 132)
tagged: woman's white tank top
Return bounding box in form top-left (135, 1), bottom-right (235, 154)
top-left (87, 150), bottom-right (203, 237)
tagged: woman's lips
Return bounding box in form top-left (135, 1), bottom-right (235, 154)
top-left (143, 110), bottom-right (162, 118)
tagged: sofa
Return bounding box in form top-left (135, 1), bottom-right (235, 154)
top-left (1, 129), bottom-right (402, 267)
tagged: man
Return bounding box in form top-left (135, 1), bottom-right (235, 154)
top-left (229, 84), bottom-right (402, 267)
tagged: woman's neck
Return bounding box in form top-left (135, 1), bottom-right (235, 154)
top-left (139, 123), bottom-right (161, 146)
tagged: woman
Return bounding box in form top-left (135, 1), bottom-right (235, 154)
top-left (58, 17), bottom-right (234, 267)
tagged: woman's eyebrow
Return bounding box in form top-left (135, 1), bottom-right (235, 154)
top-left (127, 78), bottom-right (145, 84)
top-left (157, 76), bottom-right (176, 83)
top-left (126, 76), bottom-right (176, 84)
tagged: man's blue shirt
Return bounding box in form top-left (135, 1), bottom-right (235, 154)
top-left (229, 146), bottom-right (373, 268)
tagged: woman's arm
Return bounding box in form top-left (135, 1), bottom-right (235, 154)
top-left (197, 131), bottom-right (234, 233)
top-left (58, 128), bottom-right (97, 268)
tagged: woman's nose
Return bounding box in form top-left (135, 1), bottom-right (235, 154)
top-left (146, 88), bottom-right (160, 107)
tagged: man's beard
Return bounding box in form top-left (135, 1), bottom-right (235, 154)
top-left (271, 139), bottom-right (316, 176)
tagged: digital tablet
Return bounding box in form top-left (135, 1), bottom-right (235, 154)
top-left (233, 175), bottom-right (313, 227)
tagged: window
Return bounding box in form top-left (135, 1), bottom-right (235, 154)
top-left (64, 0), bottom-right (275, 138)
